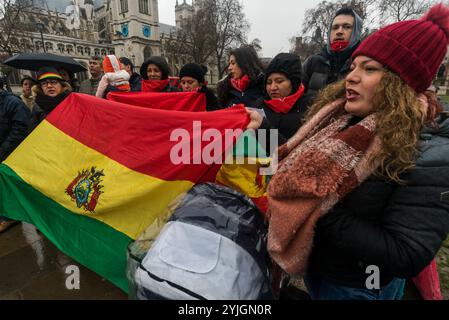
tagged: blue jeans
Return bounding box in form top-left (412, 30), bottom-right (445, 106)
top-left (304, 274), bottom-right (406, 300)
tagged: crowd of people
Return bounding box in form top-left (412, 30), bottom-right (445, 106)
top-left (1, 3), bottom-right (449, 301)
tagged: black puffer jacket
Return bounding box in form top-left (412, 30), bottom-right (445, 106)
top-left (0, 91), bottom-right (30, 161)
top-left (309, 113), bottom-right (449, 288)
top-left (217, 74), bottom-right (265, 109)
top-left (302, 9), bottom-right (363, 100)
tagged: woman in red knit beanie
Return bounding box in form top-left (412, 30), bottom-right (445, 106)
top-left (247, 3), bottom-right (449, 300)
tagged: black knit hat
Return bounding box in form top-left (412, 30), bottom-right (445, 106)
top-left (179, 63), bottom-right (208, 84)
top-left (140, 56), bottom-right (171, 80)
top-left (265, 53), bottom-right (302, 93)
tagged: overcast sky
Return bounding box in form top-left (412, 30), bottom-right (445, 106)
top-left (159, 0), bottom-right (323, 58)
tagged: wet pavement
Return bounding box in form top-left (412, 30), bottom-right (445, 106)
top-left (0, 222), bottom-right (127, 300)
top-left (1, 221), bottom-right (447, 300)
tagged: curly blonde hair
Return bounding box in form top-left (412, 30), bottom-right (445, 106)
top-left (305, 70), bottom-right (426, 184)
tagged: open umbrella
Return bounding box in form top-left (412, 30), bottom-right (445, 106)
top-left (3, 53), bottom-right (87, 73)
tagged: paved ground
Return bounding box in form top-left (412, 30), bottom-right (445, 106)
top-left (0, 222), bottom-right (127, 300)
top-left (1, 221), bottom-right (448, 300)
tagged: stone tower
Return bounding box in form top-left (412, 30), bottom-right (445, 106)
top-left (175, 0), bottom-right (194, 29)
top-left (109, 0), bottom-right (161, 68)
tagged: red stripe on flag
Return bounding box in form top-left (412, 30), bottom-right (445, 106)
top-left (107, 91), bottom-right (207, 112)
top-left (45, 93), bottom-right (249, 182)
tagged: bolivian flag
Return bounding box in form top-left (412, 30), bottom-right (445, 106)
top-left (107, 91), bottom-right (206, 112)
top-left (0, 93), bottom-right (249, 292)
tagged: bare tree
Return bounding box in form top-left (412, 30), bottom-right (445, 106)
top-left (378, 0), bottom-right (434, 23)
top-left (162, 1), bottom-right (216, 65)
top-left (247, 38), bottom-right (262, 54)
top-left (162, 0), bottom-right (249, 78)
top-left (0, 0), bottom-right (36, 57)
top-left (207, 0), bottom-right (249, 78)
top-left (291, 0), bottom-right (390, 59)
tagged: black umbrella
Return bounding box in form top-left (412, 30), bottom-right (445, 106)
top-left (3, 53), bottom-right (87, 73)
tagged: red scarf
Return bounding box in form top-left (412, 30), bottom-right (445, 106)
top-left (267, 99), bottom-right (381, 275)
top-left (330, 40), bottom-right (350, 52)
top-left (230, 74), bottom-right (250, 92)
top-left (141, 79), bottom-right (169, 92)
top-left (264, 85), bottom-right (305, 114)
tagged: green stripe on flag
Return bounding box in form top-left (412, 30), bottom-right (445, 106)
top-left (0, 164), bottom-right (131, 293)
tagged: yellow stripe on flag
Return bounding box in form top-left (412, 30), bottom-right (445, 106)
top-left (5, 120), bottom-right (193, 239)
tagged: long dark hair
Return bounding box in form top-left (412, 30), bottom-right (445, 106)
top-left (217, 46), bottom-right (265, 106)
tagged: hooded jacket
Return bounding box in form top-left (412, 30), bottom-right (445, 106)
top-left (0, 91), bottom-right (30, 161)
top-left (308, 111), bottom-right (449, 288)
top-left (302, 9), bottom-right (363, 100)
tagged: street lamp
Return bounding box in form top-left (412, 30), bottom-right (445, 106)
top-left (36, 22), bottom-right (46, 53)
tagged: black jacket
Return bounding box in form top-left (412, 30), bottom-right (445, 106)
top-left (0, 91), bottom-right (30, 161)
top-left (129, 72), bottom-right (142, 92)
top-left (309, 113), bottom-right (449, 288)
top-left (259, 95), bottom-right (312, 150)
top-left (198, 86), bottom-right (220, 111)
top-left (302, 47), bottom-right (355, 100)
top-left (217, 74), bottom-right (265, 109)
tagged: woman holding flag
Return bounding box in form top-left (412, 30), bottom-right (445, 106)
top-left (247, 4), bottom-right (449, 300)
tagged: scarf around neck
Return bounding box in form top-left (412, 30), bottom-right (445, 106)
top-left (141, 79), bottom-right (169, 92)
top-left (267, 99), bottom-right (382, 275)
top-left (230, 74), bottom-right (251, 92)
top-left (330, 40), bottom-right (350, 52)
top-left (35, 90), bottom-right (71, 114)
top-left (264, 84), bottom-right (305, 114)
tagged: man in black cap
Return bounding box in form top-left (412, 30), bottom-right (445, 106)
top-left (119, 57), bottom-right (142, 92)
top-left (302, 8), bottom-right (363, 102)
top-left (0, 77), bottom-right (30, 233)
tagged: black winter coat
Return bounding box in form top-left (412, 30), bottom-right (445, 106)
top-left (0, 91), bottom-right (30, 161)
top-left (308, 113), bottom-right (449, 288)
top-left (217, 74), bottom-right (265, 109)
top-left (302, 47), bottom-right (356, 101)
top-left (258, 95), bottom-right (312, 151)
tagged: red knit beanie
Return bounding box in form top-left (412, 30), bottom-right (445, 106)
top-left (353, 3), bottom-right (449, 93)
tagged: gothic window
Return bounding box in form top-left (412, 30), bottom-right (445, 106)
top-left (66, 45), bottom-right (74, 54)
top-left (139, 0), bottom-right (149, 14)
top-left (45, 42), bottom-right (53, 52)
top-left (120, 0), bottom-right (128, 14)
top-left (35, 41), bottom-right (42, 51)
top-left (109, 49), bottom-right (115, 55)
top-left (57, 43), bottom-right (64, 53)
top-left (94, 49), bottom-right (100, 56)
top-left (101, 49), bottom-right (107, 56)
top-left (85, 47), bottom-right (91, 56)
top-left (77, 46), bottom-right (84, 55)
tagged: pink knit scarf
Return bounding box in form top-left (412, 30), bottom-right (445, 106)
top-left (267, 99), bottom-right (382, 275)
